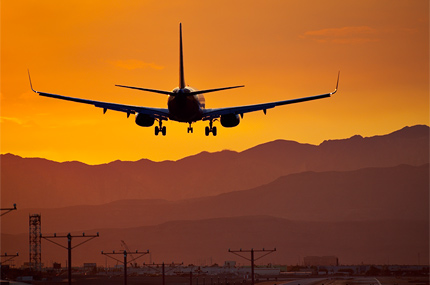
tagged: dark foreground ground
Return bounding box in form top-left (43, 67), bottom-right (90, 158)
top-left (17, 275), bottom-right (426, 285)
top-left (258, 276), bottom-right (429, 285)
top-left (29, 274), bottom-right (259, 284)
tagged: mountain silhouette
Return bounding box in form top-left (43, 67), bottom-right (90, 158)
top-left (2, 164), bottom-right (428, 235)
top-left (1, 125), bottom-right (428, 208)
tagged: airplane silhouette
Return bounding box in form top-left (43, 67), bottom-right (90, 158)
top-left (29, 23), bottom-right (339, 136)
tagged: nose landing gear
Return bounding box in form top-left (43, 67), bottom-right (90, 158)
top-left (155, 120), bottom-right (166, 136)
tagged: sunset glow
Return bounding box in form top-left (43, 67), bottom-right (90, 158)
top-left (1, 0), bottom-right (428, 164)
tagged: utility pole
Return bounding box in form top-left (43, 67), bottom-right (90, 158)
top-left (1, 203), bottom-right (17, 216)
top-left (143, 261), bottom-right (183, 285)
top-left (228, 248), bottom-right (276, 285)
top-left (102, 249), bottom-right (149, 285)
top-left (42, 232), bottom-right (99, 285)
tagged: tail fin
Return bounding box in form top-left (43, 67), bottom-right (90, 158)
top-left (179, 23), bottom-right (186, 89)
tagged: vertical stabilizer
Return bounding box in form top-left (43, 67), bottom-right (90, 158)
top-left (179, 23), bottom-right (186, 89)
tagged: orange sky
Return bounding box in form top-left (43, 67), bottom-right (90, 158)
top-left (1, 0), bottom-right (428, 164)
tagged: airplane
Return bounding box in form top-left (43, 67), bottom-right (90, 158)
top-left (29, 23), bottom-right (339, 136)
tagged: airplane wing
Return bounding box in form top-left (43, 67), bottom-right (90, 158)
top-left (36, 90), bottom-right (169, 119)
top-left (29, 73), bottom-right (169, 119)
top-left (203, 73), bottom-right (339, 120)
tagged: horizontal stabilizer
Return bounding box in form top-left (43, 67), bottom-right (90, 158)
top-left (115, 85), bottom-right (174, 95)
top-left (116, 84), bottom-right (244, 96)
top-left (190, 85), bottom-right (245, 96)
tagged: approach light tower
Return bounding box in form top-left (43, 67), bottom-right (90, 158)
top-left (228, 248), bottom-right (276, 285)
top-left (29, 214), bottom-right (42, 271)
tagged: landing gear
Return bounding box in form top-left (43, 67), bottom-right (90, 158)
top-left (187, 122), bottom-right (193, 133)
top-left (155, 120), bottom-right (166, 136)
top-left (205, 120), bottom-right (217, 136)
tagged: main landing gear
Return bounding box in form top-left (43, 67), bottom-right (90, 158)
top-left (187, 122), bottom-right (193, 133)
top-left (205, 120), bottom-right (217, 136)
top-left (155, 120), bottom-right (166, 136)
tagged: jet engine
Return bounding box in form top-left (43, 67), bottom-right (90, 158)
top-left (220, 114), bottom-right (240, 128)
top-left (135, 113), bottom-right (155, 127)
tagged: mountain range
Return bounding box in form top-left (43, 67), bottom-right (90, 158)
top-left (1, 125), bottom-right (428, 266)
top-left (1, 125), bottom-right (428, 208)
top-left (2, 164), bottom-right (428, 235)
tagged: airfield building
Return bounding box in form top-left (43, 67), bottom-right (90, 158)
top-left (304, 256), bottom-right (339, 266)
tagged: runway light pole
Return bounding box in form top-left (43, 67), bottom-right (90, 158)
top-left (0, 252), bottom-right (19, 266)
top-left (102, 249), bottom-right (150, 285)
top-left (1, 204), bottom-right (19, 268)
top-left (228, 248), bottom-right (276, 285)
top-left (41, 232), bottom-right (99, 285)
top-left (1, 203), bottom-right (17, 216)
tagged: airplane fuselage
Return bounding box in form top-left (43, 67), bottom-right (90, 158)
top-left (168, 87), bottom-right (205, 122)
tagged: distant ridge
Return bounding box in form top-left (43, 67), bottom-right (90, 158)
top-left (1, 125), bottom-right (428, 208)
top-left (2, 164), bottom-right (428, 235)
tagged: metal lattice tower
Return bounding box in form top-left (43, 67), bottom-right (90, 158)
top-left (29, 214), bottom-right (42, 271)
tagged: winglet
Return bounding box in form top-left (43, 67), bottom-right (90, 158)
top-left (331, 71), bottom-right (340, 95)
top-left (28, 69), bottom-right (37, 93)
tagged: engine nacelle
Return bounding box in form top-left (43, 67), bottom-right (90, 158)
top-left (135, 113), bottom-right (155, 127)
top-left (220, 114), bottom-right (240, 128)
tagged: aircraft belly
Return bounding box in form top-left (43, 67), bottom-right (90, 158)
top-left (168, 96), bottom-right (202, 122)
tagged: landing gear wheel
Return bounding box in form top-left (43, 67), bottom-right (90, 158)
top-left (155, 120), bottom-right (166, 136)
top-left (205, 120), bottom-right (218, 136)
top-left (187, 122), bottom-right (193, 134)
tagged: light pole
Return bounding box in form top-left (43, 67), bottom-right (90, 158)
top-left (102, 249), bottom-right (150, 285)
top-left (42, 232), bottom-right (99, 285)
top-left (1, 203), bottom-right (17, 216)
